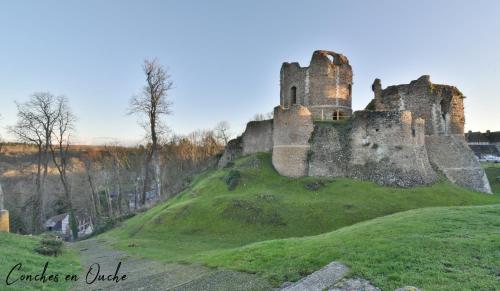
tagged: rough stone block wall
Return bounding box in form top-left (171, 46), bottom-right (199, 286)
top-left (371, 76), bottom-right (465, 136)
top-left (242, 120), bottom-right (273, 155)
top-left (425, 135), bottom-right (492, 193)
top-left (280, 50), bottom-right (353, 121)
top-left (307, 51), bottom-right (352, 108)
top-left (0, 210), bottom-right (9, 232)
top-left (348, 110), bottom-right (437, 187)
top-left (218, 136), bottom-right (243, 168)
top-left (272, 105), bottom-right (314, 177)
top-left (280, 63), bottom-right (307, 107)
top-left (308, 123), bottom-right (351, 177)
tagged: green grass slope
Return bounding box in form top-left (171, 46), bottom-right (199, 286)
top-left (0, 232), bottom-right (81, 291)
top-left (105, 153), bottom-right (500, 265)
top-left (197, 204), bottom-right (500, 290)
top-left (483, 163), bottom-right (500, 194)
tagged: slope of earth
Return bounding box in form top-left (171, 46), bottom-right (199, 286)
top-left (197, 204), bottom-right (500, 290)
top-left (0, 232), bottom-right (81, 291)
top-left (103, 153), bottom-right (500, 283)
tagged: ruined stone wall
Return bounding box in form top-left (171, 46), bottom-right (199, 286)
top-left (425, 135), bottom-right (492, 193)
top-left (308, 123), bottom-right (351, 177)
top-left (0, 183), bottom-right (7, 232)
top-left (280, 50), bottom-right (353, 121)
top-left (347, 110), bottom-right (437, 187)
top-left (280, 63), bottom-right (307, 108)
top-left (242, 120), bottom-right (273, 155)
top-left (272, 105), bottom-right (314, 177)
top-left (218, 119), bottom-right (273, 168)
top-left (0, 210), bottom-right (9, 232)
top-left (372, 76), bottom-right (465, 135)
top-left (218, 136), bottom-right (243, 168)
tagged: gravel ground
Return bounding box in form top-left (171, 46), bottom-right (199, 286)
top-left (71, 238), bottom-right (272, 291)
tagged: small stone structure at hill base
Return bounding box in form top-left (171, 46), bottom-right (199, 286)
top-left (219, 50), bottom-right (492, 194)
top-left (0, 183), bottom-right (9, 232)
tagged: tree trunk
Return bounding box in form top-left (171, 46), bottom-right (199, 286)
top-left (33, 146), bottom-right (43, 233)
top-left (141, 147), bottom-right (153, 205)
top-left (86, 172), bottom-right (99, 224)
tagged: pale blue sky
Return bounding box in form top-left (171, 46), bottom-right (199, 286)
top-left (0, 0), bottom-right (499, 144)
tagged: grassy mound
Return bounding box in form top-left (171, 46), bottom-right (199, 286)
top-left (483, 163), bottom-right (500, 194)
top-left (105, 153), bottom-right (500, 265)
top-left (197, 205), bottom-right (500, 290)
top-left (0, 232), bottom-right (81, 291)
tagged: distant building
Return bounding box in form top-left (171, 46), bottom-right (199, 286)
top-left (44, 209), bottom-right (93, 239)
top-left (466, 130), bottom-right (500, 157)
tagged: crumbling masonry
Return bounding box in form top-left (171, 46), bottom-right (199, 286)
top-left (0, 183), bottom-right (9, 232)
top-left (219, 50), bottom-right (492, 193)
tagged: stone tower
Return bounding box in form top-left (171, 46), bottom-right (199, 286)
top-left (280, 50), bottom-right (353, 120)
top-left (0, 183), bottom-right (9, 232)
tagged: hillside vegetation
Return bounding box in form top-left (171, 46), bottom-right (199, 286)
top-left (0, 232), bottom-right (81, 291)
top-left (105, 153), bottom-right (500, 288)
top-left (198, 204), bottom-right (500, 290)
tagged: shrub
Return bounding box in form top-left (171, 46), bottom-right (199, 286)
top-left (34, 234), bottom-right (63, 257)
top-left (224, 170), bottom-right (241, 191)
top-left (224, 161), bottom-right (235, 168)
top-left (304, 180), bottom-right (329, 191)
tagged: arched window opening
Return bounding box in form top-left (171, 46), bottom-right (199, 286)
top-left (440, 99), bottom-right (449, 134)
top-left (327, 54), bottom-right (334, 63)
top-left (291, 86), bottom-right (297, 105)
top-left (348, 84), bottom-right (352, 96)
top-left (333, 110), bottom-right (344, 121)
top-left (440, 99), bottom-right (447, 120)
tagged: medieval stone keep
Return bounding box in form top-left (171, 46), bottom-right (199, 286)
top-left (219, 50), bottom-right (492, 194)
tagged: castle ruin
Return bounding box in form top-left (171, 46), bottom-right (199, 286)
top-left (219, 50), bottom-right (492, 194)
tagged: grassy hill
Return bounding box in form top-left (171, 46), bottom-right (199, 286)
top-left (197, 204), bottom-right (500, 290)
top-left (0, 232), bottom-right (81, 291)
top-left (483, 163), bottom-right (500, 194)
top-left (104, 153), bottom-right (500, 288)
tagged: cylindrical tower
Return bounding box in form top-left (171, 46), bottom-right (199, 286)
top-left (280, 50), bottom-right (353, 120)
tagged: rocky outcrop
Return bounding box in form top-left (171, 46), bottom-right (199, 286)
top-left (280, 261), bottom-right (380, 291)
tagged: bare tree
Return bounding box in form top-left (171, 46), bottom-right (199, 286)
top-left (8, 93), bottom-right (60, 232)
top-left (252, 111), bottom-right (274, 121)
top-left (214, 121), bottom-right (232, 145)
top-left (49, 96), bottom-right (78, 240)
top-left (82, 149), bottom-right (102, 223)
top-left (128, 59), bottom-right (173, 205)
top-left (105, 144), bottom-right (130, 215)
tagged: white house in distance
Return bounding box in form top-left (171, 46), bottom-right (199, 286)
top-left (44, 209), bottom-right (93, 239)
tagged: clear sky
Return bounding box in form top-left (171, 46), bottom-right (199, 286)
top-left (0, 0), bottom-right (499, 144)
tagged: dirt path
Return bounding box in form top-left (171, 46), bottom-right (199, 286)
top-left (70, 237), bottom-right (272, 291)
